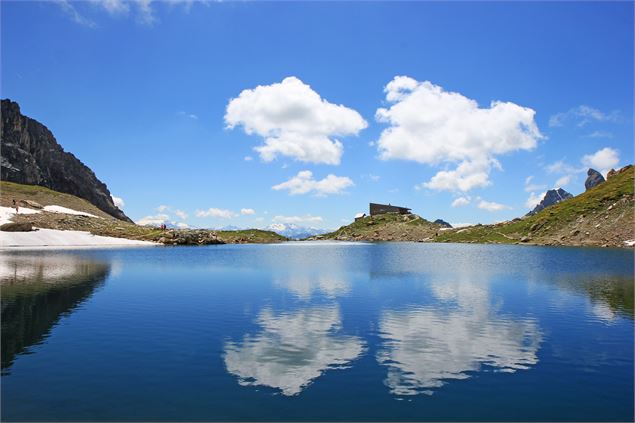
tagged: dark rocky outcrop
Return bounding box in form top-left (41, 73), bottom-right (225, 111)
top-left (434, 219), bottom-right (452, 228)
top-left (1, 99), bottom-right (131, 222)
top-left (0, 222), bottom-right (33, 232)
top-left (527, 188), bottom-right (573, 216)
top-left (585, 168), bottom-right (605, 191)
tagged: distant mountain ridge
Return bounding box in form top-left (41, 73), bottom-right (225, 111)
top-left (527, 188), bottom-right (573, 216)
top-left (1, 99), bottom-right (131, 222)
top-left (266, 223), bottom-right (330, 239)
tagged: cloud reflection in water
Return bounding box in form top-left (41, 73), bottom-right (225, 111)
top-left (377, 278), bottom-right (542, 396)
top-left (224, 305), bottom-right (365, 396)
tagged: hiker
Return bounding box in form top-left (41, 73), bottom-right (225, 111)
top-left (12, 199), bottom-right (18, 214)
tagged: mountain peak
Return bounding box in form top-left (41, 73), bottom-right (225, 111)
top-left (527, 188), bottom-right (573, 216)
top-left (1, 99), bottom-right (131, 222)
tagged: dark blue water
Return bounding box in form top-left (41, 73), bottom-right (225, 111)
top-left (1, 243), bottom-right (633, 421)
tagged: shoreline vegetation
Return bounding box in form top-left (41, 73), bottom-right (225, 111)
top-left (1, 164), bottom-right (633, 248)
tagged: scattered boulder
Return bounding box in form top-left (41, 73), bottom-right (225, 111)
top-left (0, 222), bottom-right (34, 232)
top-left (585, 168), bottom-right (605, 191)
top-left (433, 219), bottom-right (452, 228)
top-left (527, 188), bottom-right (573, 216)
top-left (19, 199), bottom-right (43, 209)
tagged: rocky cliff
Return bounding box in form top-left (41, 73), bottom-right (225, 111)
top-left (527, 188), bottom-right (573, 216)
top-left (585, 168), bottom-right (605, 191)
top-left (1, 99), bottom-right (131, 222)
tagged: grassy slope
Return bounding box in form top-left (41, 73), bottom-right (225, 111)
top-left (436, 165), bottom-right (634, 247)
top-left (320, 212), bottom-right (444, 241)
top-left (1, 181), bottom-right (286, 244)
top-left (0, 181), bottom-right (114, 219)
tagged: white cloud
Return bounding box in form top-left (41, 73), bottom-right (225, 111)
top-left (56, 0), bottom-right (97, 28)
top-left (58, 0), bottom-right (209, 27)
top-left (450, 223), bottom-right (475, 228)
top-left (195, 208), bottom-right (237, 219)
top-left (451, 197), bottom-right (470, 208)
top-left (585, 131), bottom-right (613, 139)
top-left (240, 208), bottom-right (256, 215)
top-left (98, 0), bottom-right (130, 15)
top-left (157, 205), bottom-right (170, 212)
top-left (111, 196), bottom-right (125, 209)
top-left (174, 209), bottom-right (188, 220)
top-left (272, 170), bottom-right (354, 196)
top-left (244, 156), bottom-right (254, 162)
top-left (549, 105), bottom-right (620, 128)
top-left (178, 111), bottom-right (198, 120)
top-left (375, 77), bottom-right (542, 192)
top-left (523, 175), bottom-right (547, 192)
top-left (525, 191), bottom-right (546, 209)
top-left (176, 222), bottom-right (189, 229)
top-left (225, 76), bottom-right (367, 165)
top-left (581, 147), bottom-right (620, 174)
top-left (272, 215), bottom-right (323, 224)
top-left (136, 213), bottom-right (170, 226)
top-left (419, 159), bottom-right (494, 192)
top-left (224, 306), bottom-right (365, 396)
top-left (477, 200), bottom-right (511, 212)
top-left (555, 175), bottom-right (571, 188)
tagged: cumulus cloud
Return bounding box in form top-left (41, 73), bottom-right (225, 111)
top-left (549, 105), bottom-right (620, 128)
top-left (477, 200), bottom-right (511, 212)
top-left (375, 77), bottom-right (542, 192)
top-left (525, 191), bottom-right (546, 209)
top-left (581, 147), bottom-right (620, 174)
top-left (111, 196), bottom-right (125, 209)
top-left (157, 205), bottom-right (170, 212)
top-left (240, 208), bottom-right (256, 215)
top-left (451, 197), bottom-right (470, 208)
top-left (272, 215), bottom-right (323, 224)
top-left (225, 76), bottom-right (367, 165)
top-left (174, 209), bottom-right (188, 220)
top-left (136, 213), bottom-right (170, 226)
top-left (224, 306), bottom-right (365, 396)
top-left (195, 208), bottom-right (237, 219)
top-left (244, 156), bottom-right (254, 162)
top-left (272, 171), bottom-right (354, 196)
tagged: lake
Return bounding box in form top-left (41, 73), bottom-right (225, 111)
top-left (1, 243), bottom-right (633, 421)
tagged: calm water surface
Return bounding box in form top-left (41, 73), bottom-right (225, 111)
top-left (1, 243), bottom-right (633, 421)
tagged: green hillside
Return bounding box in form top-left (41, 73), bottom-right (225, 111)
top-left (435, 165), bottom-right (634, 247)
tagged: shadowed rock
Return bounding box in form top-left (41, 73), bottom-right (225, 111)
top-left (526, 188), bottom-right (573, 216)
top-left (585, 168), bottom-right (605, 191)
top-left (1, 99), bottom-right (131, 222)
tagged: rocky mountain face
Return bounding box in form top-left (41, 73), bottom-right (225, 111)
top-left (1, 99), bottom-right (131, 222)
top-left (433, 219), bottom-right (452, 228)
top-left (527, 188), bottom-right (573, 216)
top-left (585, 168), bottom-right (605, 191)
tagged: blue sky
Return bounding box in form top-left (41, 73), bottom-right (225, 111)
top-left (2, 1), bottom-right (633, 229)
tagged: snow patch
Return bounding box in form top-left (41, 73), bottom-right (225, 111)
top-left (0, 206), bottom-right (41, 225)
top-left (43, 205), bottom-right (100, 218)
top-left (0, 228), bottom-right (156, 249)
